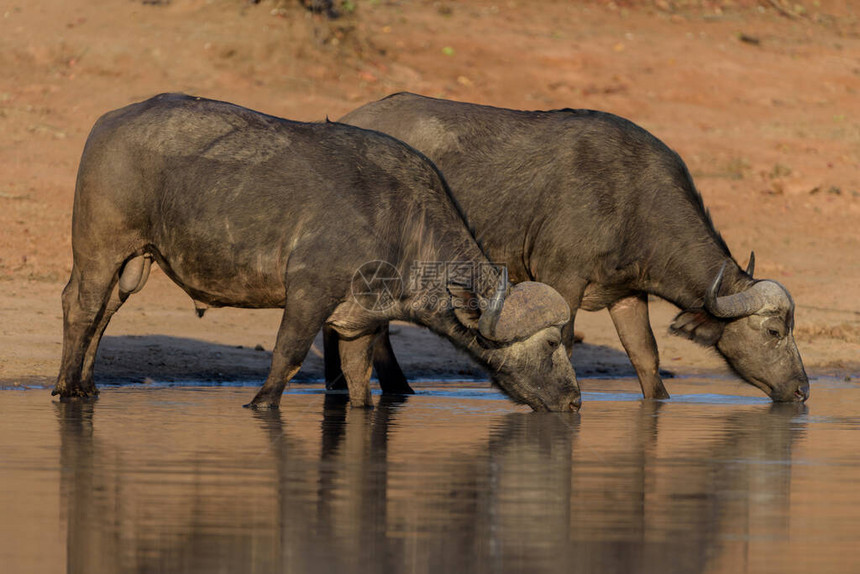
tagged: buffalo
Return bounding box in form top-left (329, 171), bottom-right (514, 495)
top-left (330, 92), bottom-right (809, 403)
top-left (54, 93), bottom-right (581, 412)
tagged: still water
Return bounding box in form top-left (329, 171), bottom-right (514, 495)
top-left (1, 377), bottom-right (859, 574)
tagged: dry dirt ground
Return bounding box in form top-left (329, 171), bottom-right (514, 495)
top-left (1, 0), bottom-right (858, 396)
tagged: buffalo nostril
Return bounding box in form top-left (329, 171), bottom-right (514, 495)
top-left (569, 395), bottom-right (582, 411)
top-left (795, 384), bottom-right (810, 402)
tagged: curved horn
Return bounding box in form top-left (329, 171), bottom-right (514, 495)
top-left (705, 262), bottom-right (786, 318)
top-left (477, 270), bottom-right (508, 340)
top-left (745, 251), bottom-right (755, 278)
top-left (480, 282), bottom-right (570, 342)
top-left (704, 262), bottom-right (728, 316)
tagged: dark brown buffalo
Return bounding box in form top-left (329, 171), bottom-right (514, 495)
top-left (331, 93), bottom-right (809, 403)
top-left (55, 94), bottom-right (581, 412)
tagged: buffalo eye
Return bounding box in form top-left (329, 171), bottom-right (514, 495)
top-left (546, 338), bottom-right (561, 352)
top-left (762, 318), bottom-right (786, 340)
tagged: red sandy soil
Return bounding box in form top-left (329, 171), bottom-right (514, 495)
top-left (1, 0), bottom-right (858, 393)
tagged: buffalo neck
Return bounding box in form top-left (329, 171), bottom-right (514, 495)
top-left (393, 197), bottom-right (499, 304)
top-left (644, 245), bottom-right (755, 310)
top-left (407, 301), bottom-right (498, 375)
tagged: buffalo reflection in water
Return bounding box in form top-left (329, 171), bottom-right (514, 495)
top-left (55, 394), bottom-right (805, 574)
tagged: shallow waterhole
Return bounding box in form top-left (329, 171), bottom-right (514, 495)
top-left (1, 375), bottom-right (858, 574)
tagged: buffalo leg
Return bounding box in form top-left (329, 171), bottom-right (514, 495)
top-left (247, 287), bottom-right (332, 409)
top-left (339, 332), bottom-right (379, 408)
top-left (608, 293), bottom-right (670, 400)
top-left (372, 328), bottom-right (413, 394)
top-left (54, 265), bottom-right (120, 398)
top-left (325, 324), bottom-right (414, 395)
top-left (323, 324), bottom-right (348, 391)
top-left (79, 255), bottom-right (151, 392)
top-left (78, 284), bottom-right (126, 393)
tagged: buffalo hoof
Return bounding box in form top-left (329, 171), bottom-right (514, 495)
top-left (51, 385), bottom-right (99, 400)
top-left (243, 392), bottom-right (282, 409)
top-left (243, 400), bottom-right (279, 410)
top-left (380, 383), bottom-right (415, 395)
top-left (641, 379), bottom-right (670, 400)
top-left (349, 397), bottom-right (374, 409)
top-left (377, 371), bottom-right (414, 395)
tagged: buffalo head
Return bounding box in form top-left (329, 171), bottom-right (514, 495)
top-left (671, 255), bottom-right (809, 402)
top-left (448, 279), bottom-right (582, 412)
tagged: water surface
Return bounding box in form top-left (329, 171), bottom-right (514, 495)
top-left (1, 377), bottom-right (859, 574)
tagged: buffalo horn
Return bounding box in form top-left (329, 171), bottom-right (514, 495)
top-left (479, 281), bottom-right (570, 342)
top-left (477, 271), bottom-right (508, 340)
top-left (705, 262), bottom-right (785, 319)
top-left (745, 251), bottom-right (756, 277)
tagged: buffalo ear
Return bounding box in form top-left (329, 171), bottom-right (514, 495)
top-left (670, 309), bottom-right (725, 347)
top-left (447, 283), bottom-right (482, 329)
